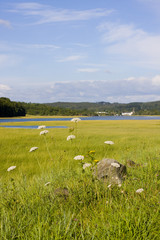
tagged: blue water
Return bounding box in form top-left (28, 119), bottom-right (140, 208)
top-left (0, 125), bottom-right (67, 129)
top-left (0, 117), bottom-right (72, 123)
top-left (0, 116), bottom-right (160, 123)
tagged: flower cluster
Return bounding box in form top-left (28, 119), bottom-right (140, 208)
top-left (38, 125), bottom-right (46, 129)
top-left (74, 155), bottom-right (84, 160)
top-left (7, 166), bottom-right (16, 172)
top-left (29, 147), bottom-right (38, 152)
top-left (40, 130), bottom-right (49, 135)
top-left (136, 188), bottom-right (144, 193)
top-left (67, 135), bottom-right (76, 141)
top-left (74, 150), bottom-right (99, 172)
top-left (104, 141), bottom-right (114, 145)
top-left (71, 118), bottom-right (81, 123)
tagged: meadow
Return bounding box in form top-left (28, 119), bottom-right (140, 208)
top-left (0, 118), bottom-right (160, 239)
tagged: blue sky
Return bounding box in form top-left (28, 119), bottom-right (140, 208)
top-left (0, 0), bottom-right (160, 103)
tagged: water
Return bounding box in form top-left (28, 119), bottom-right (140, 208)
top-left (0, 125), bottom-right (67, 129)
top-left (0, 115), bottom-right (160, 123)
top-left (0, 117), bottom-right (72, 123)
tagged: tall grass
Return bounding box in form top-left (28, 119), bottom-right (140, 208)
top-left (0, 119), bottom-right (160, 239)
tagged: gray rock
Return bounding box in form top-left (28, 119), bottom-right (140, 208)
top-left (93, 158), bottom-right (127, 184)
top-left (54, 188), bottom-right (69, 199)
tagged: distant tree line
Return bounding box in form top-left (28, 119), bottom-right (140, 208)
top-left (46, 101), bottom-right (160, 115)
top-left (21, 102), bottom-right (93, 116)
top-left (1, 98), bottom-right (160, 117)
top-left (0, 98), bottom-right (26, 117)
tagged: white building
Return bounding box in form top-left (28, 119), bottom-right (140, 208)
top-left (122, 111), bottom-right (134, 116)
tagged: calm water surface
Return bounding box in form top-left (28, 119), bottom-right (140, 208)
top-left (0, 125), bottom-right (67, 129)
top-left (1, 116), bottom-right (160, 123)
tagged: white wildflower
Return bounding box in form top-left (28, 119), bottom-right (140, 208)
top-left (38, 125), bottom-right (46, 129)
top-left (74, 155), bottom-right (84, 160)
top-left (45, 182), bottom-right (51, 186)
top-left (104, 141), bottom-right (114, 145)
top-left (29, 147), bottom-right (38, 152)
top-left (118, 184), bottom-right (122, 187)
top-left (67, 135), bottom-right (76, 141)
top-left (136, 188), bottom-right (144, 193)
top-left (40, 130), bottom-right (49, 135)
top-left (83, 163), bottom-right (91, 169)
top-left (108, 184), bottom-right (112, 188)
top-left (7, 166), bottom-right (16, 172)
top-left (71, 118), bottom-right (81, 123)
top-left (111, 162), bottom-right (120, 168)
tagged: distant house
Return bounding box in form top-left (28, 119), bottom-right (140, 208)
top-left (122, 111), bottom-right (134, 116)
top-left (95, 111), bottom-right (108, 116)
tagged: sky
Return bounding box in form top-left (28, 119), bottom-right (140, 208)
top-left (0, 0), bottom-right (160, 103)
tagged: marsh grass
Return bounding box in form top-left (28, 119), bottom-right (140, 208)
top-left (0, 119), bottom-right (160, 239)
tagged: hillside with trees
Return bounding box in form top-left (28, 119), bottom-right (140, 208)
top-left (46, 101), bottom-right (160, 115)
top-left (0, 98), bottom-right (26, 117)
top-left (1, 97), bottom-right (160, 117)
top-left (21, 102), bottom-right (92, 116)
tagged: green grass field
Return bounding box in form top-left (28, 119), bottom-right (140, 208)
top-left (0, 119), bottom-right (160, 239)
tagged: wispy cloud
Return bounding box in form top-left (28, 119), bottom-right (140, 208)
top-left (77, 68), bottom-right (100, 73)
top-left (152, 75), bottom-right (160, 86)
top-left (58, 55), bottom-right (84, 62)
top-left (25, 44), bottom-right (60, 50)
top-left (0, 54), bottom-right (9, 65)
top-left (0, 42), bottom-right (60, 53)
top-left (98, 22), bottom-right (160, 68)
top-left (12, 3), bottom-right (113, 24)
top-left (137, 0), bottom-right (160, 14)
top-left (0, 84), bottom-right (11, 91)
top-left (0, 54), bottom-right (21, 68)
top-left (3, 75), bottom-right (160, 103)
top-left (0, 19), bottom-right (11, 28)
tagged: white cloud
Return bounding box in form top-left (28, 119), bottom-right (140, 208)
top-left (27, 44), bottom-right (60, 50)
top-left (152, 75), bottom-right (160, 86)
top-left (13, 3), bottom-right (113, 24)
top-left (58, 55), bottom-right (83, 62)
top-left (15, 3), bottom-right (43, 10)
top-left (0, 54), bottom-right (21, 67)
top-left (125, 77), bottom-right (136, 81)
top-left (0, 84), bottom-right (11, 91)
top-left (98, 22), bottom-right (144, 43)
top-left (0, 19), bottom-right (11, 28)
top-left (0, 55), bottom-right (9, 65)
top-left (77, 68), bottom-right (99, 73)
top-left (137, 0), bottom-right (160, 14)
top-left (98, 22), bottom-right (160, 68)
top-left (4, 75), bottom-right (160, 103)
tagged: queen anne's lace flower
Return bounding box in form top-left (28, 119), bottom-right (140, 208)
top-left (40, 130), bottom-right (49, 135)
top-left (29, 147), bottom-right (38, 152)
top-left (136, 188), bottom-right (144, 193)
top-left (104, 141), bottom-right (114, 145)
top-left (67, 135), bottom-right (76, 141)
top-left (71, 118), bottom-right (81, 123)
top-left (7, 166), bottom-right (16, 172)
top-left (74, 155), bottom-right (84, 160)
top-left (38, 125), bottom-right (46, 129)
top-left (83, 163), bottom-right (91, 169)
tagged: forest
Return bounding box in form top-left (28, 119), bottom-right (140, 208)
top-left (1, 97), bottom-right (160, 117)
top-left (0, 98), bottom-right (26, 117)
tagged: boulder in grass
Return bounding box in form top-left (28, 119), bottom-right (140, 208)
top-left (54, 188), bottom-right (69, 199)
top-left (93, 158), bottom-right (127, 184)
